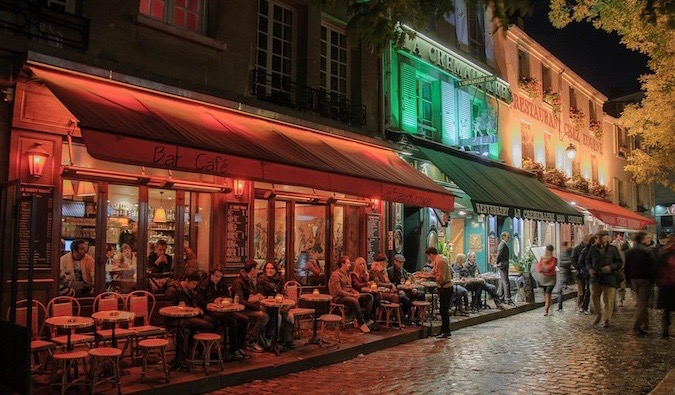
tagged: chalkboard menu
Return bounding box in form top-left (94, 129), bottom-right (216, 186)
top-left (225, 202), bottom-right (248, 266)
top-left (366, 213), bottom-right (381, 263)
top-left (17, 184), bottom-right (54, 270)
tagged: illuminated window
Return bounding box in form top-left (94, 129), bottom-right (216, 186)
top-left (320, 23), bottom-right (348, 96)
top-left (139, 0), bottom-right (206, 33)
top-left (616, 125), bottom-right (630, 158)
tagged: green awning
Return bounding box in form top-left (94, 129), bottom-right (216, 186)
top-left (418, 146), bottom-right (584, 224)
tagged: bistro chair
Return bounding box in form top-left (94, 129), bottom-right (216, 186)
top-left (125, 290), bottom-right (167, 361)
top-left (88, 347), bottom-right (122, 395)
top-left (50, 350), bottom-right (89, 395)
top-left (190, 333), bottom-right (224, 375)
top-left (92, 292), bottom-right (136, 355)
top-left (5, 299), bottom-right (56, 372)
top-left (46, 296), bottom-right (94, 350)
top-left (376, 302), bottom-right (403, 330)
top-left (138, 338), bottom-right (170, 384)
top-left (283, 281), bottom-right (315, 338)
top-left (318, 313), bottom-right (342, 347)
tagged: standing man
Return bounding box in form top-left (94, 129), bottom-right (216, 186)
top-left (426, 247), bottom-right (453, 339)
top-left (495, 231), bottom-right (513, 304)
top-left (625, 232), bottom-right (657, 336)
top-left (589, 231), bottom-right (623, 327)
top-left (571, 235), bottom-right (591, 313)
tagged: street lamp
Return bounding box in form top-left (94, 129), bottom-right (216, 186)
top-left (25, 142), bottom-right (50, 178)
top-left (565, 143), bottom-right (577, 160)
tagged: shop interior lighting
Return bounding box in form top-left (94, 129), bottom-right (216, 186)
top-left (62, 166), bottom-right (151, 183)
top-left (153, 191), bottom-right (167, 223)
top-left (160, 179), bottom-right (229, 193)
top-left (77, 181), bottom-right (97, 197)
top-left (25, 142), bottom-right (50, 178)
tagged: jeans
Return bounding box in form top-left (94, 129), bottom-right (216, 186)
top-left (498, 267), bottom-right (511, 302)
top-left (241, 309), bottom-right (269, 343)
top-left (211, 313), bottom-right (245, 352)
top-left (631, 279), bottom-right (653, 332)
top-left (576, 276), bottom-right (590, 311)
top-left (439, 286), bottom-right (454, 334)
top-left (557, 269), bottom-right (570, 310)
top-left (335, 295), bottom-right (372, 325)
top-left (590, 284), bottom-right (616, 324)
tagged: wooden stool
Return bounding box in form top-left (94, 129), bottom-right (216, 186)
top-left (319, 314), bottom-right (342, 347)
top-left (138, 338), bottom-right (170, 383)
top-left (411, 301), bottom-right (431, 325)
top-left (50, 350), bottom-right (88, 395)
top-left (190, 333), bottom-right (223, 374)
top-left (377, 303), bottom-right (403, 329)
top-left (88, 347), bottom-right (122, 395)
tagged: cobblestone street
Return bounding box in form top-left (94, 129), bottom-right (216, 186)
top-left (210, 296), bottom-right (674, 395)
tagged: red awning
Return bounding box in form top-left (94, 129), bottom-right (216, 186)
top-left (549, 188), bottom-right (655, 230)
top-left (30, 65), bottom-right (454, 210)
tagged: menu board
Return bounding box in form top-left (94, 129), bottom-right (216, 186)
top-left (225, 202), bottom-right (248, 266)
top-left (17, 184), bottom-right (54, 270)
top-left (366, 213), bottom-right (381, 263)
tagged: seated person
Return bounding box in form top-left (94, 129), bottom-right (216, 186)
top-left (351, 257), bottom-right (379, 318)
top-left (165, 273), bottom-right (214, 337)
top-left (453, 283), bottom-right (470, 314)
top-left (184, 246), bottom-right (204, 280)
top-left (294, 251), bottom-right (323, 286)
top-left (113, 243), bottom-right (137, 280)
top-left (453, 254), bottom-right (475, 311)
top-left (195, 264), bottom-right (247, 360)
top-left (257, 261), bottom-right (295, 349)
top-left (60, 239), bottom-right (95, 296)
top-left (369, 256), bottom-right (408, 311)
top-left (388, 254), bottom-right (425, 317)
top-left (147, 239), bottom-right (172, 274)
top-left (105, 245), bottom-right (115, 286)
top-left (451, 254), bottom-right (470, 278)
top-left (328, 256), bottom-right (373, 333)
top-left (466, 251), bottom-right (503, 309)
top-left (231, 261), bottom-right (270, 353)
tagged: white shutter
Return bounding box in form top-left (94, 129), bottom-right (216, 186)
top-left (455, 0), bottom-right (469, 46)
top-left (400, 62), bottom-right (418, 133)
top-left (441, 81), bottom-right (457, 146)
top-left (458, 89), bottom-right (472, 140)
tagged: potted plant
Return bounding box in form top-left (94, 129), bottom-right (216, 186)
top-left (569, 107), bottom-right (585, 130)
top-left (567, 174), bottom-right (590, 193)
top-left (519, 77), bottom-right (541, 100)
top-left (542, 89), bottom-right (562, 113)
top-left (522, 158), bottom-right (544, 181)
top-left (589, 182), bottom-right (610, 199)
top-left (544, 167), bottom-right (568, 188)
top-left (589, 120), bottom-right (602, 139)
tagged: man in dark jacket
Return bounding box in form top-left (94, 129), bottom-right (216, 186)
top-left (571, 235), bottom-right (591, 313)
top-left (495, 232), bottom-right (513, 304)
top-left (589, 231), bottom-right (623, 327)
top-left (231, 261), bottom-right (269, 352)
top-left (625, 232), bottom-right (657, 336)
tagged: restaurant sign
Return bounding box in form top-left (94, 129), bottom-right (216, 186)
top-left (473, 202), bottom-right (584, 224)
top-left (512, 94), bottom-right (603, 154)
top-left (400, 35), bottom-right (512, 103)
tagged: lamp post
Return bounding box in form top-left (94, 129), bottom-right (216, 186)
top-left (25, 143), bottom-right (50, 178)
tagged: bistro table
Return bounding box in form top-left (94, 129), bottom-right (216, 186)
top-left (260, 298), bottom-right (295, 355)
top-left (159, 305), bottom-right (200, 370)
top-left (91, 310), bottom-right (135, 348)
top-left (396, 283), bottom-right (425, 291)
top-left (360, 286), bottom-right (391, 294)
top-left (206, 302), bottom-right (245, 314)
top-left (419, 281), bottom-right (439, 320)
top-left (299, 293), bottom-right (332, 346)
top-left (44, 316), bottom-right (94, 351)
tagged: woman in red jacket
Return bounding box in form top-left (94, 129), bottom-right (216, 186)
top-left (536, 245), bottom-right (558, 316)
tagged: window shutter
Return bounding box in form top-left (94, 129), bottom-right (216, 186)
top-left (484, 7), bottom-right (495, 62)
top-left (400, 62), bottom-right (418, 133)
top-left (458, 89), bottom-right (472, 140)
top-left (441, 81), bottom-right (457, 146)
top-left (455, 0), bottom-right (469, 46)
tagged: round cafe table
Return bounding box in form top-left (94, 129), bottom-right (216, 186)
top-left (396, 283), bottom-right (425, 291)
top-left (159, 306), bottom-right (200, 370)
top-left (91, 310), bottom-right (135, 348)
top-left (299, 293), bottom-right (332, 346)
top-left (419, 281), bottom-right (439, 320)
top-left (45, 316), bottom-right (94, 351)
top-left (260, 298), bottom-right (295, 355)
top-left (206, 302), bottom-right (245, 314)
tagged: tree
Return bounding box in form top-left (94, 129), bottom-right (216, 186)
top-left (548, 0), bottom-right (675, 189)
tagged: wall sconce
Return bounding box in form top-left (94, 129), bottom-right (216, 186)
top-left (565, 143), bottom-right (577, 160)
top-left (25, 142), bottom-right (50, 178)
top-left (371, 198), bottom-right (379, 210)
top-left (234, 179), bottom-right (245, 198)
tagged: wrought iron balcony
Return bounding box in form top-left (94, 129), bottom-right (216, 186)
top-left (251, 68), bottom-right (366, 126)
top-left (0, 0), bottom-right (89, 51)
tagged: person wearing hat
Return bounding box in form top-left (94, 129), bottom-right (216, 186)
top-left (369, 254), bottom-right (402, 308)
top-left (589, 230), bottom-right (623, 327)
top-left (388, 254), bottom-right (425, 320)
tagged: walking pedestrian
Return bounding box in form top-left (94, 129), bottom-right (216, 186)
top-left (624, 232), bottom-right (657, 336)
top-left (426, 247), bottom-right (453, 339)
top-left (536, 245), bottom-right (557, 316)
top-left (572, 235), bottom-right (593, 314)
top-left (655, 234), bottom-right (675, 339)
top-left (589, 231), bottom-right (623, 327)
top-left (557, 241), bottom-right (572, 311)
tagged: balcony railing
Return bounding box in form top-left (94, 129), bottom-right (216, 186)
top-left (0, 0), bottom-right (89, 51)
top-left (251, 68), bottom-right (366, 127)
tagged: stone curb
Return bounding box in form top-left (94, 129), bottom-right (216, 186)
top-left (650, 368), bottom-right (675, 395)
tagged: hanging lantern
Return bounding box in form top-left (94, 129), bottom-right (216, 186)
top-left (153, 191), bottom-right (167, 223)
top-left (234, 179), bottom-right (245, 198)
top-left (25, 143), bottom-right (50, 178)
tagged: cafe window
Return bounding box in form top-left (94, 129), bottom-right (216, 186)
top-left (139, 0), bottom-right (206, 33)
top-left (105, 185), bottom-right (139, 293)
top-left (254, 199), bottom-right (269, 263)
top-left (517, 49), bottom-right (529, 79)
top-left (274, 201), bottom-right (287, 269)
top-left (345, 206), bottom-right (360, 260)
top-left (60, 179), bottom-right (98, 297)
top-left (192, 191), bottom-right (211, 268)
top-left (333, 205), bottom-right (345, 261)
top-left (294, 204), bottom-right (326, 286)
top-left (467, 3), bottom-right (485, 61)
top-left (256, 0), bottom-right (294, 96)
top-left (320, 23), bottom-right (348, 96)
top-left (147, 188), bottom-right (176, 263)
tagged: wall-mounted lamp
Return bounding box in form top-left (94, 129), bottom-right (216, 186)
top-left (234, 180), bottom-right (245, 198)
top-left (25, 143), bottom-right (50, 178)
top-left (565, 143), bottom-right (577, 160)
top-left (371, 198), bottom-right (379, 210)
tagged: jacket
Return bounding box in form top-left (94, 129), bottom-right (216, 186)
top-left (464, 262), bottom-right (480, 278)
top-left (496, 240), bottom-right (509, 270)
top-left (369, 269), bottom-right (392, 287)
top-left (590, 244), bottom-right (623, 288)
top-left (328, 269), bottom-right (355, 299)
top-left (257, 274), bottom-right (282, 297)
top-left (624, 244), bottom-right (657, 282)
top-left (387, 265), bottom-right (410, 285)
top-left (166, 280), bottom-right (198, 308)
top-left (451, 263), bottom-right (469, 278)
top-left (231, 270), bottom-right (262, 310)
top-left (195, 279), bottom-right (228, 309)
top-left (350, 271), bottom-right (370, 291)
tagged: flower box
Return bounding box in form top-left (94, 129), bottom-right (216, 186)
top-left (569, 107), bottom-right (585, 130)
top-left (518, 77), bottom-right (541, 100)
top-left (542, 89), bottom-right (562, 113)
top-left (589, 120), bottom-right (602, 139)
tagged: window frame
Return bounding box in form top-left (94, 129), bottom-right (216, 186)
top-left (139, 0), bottom-right (208, 34)
top-left (467, 3), bottom-right (485, 61)
top-left (256, 0), bottom-right (295, 96)
top-left (517, 49), bottom-right (530, 80)
top-left (320, 22), bottom-right (349, 97)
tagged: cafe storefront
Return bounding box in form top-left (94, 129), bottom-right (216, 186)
top-left (1, 60), bottom-right (454, 306)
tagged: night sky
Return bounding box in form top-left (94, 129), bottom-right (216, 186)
top-left (522, 3), bottom-right (650, 99)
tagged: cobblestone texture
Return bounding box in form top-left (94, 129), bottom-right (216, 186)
top-left (210, 295), bottom-right (674, 395)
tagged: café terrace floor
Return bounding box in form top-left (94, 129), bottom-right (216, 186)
top-left (31, 290), bottom-right (575, 395)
